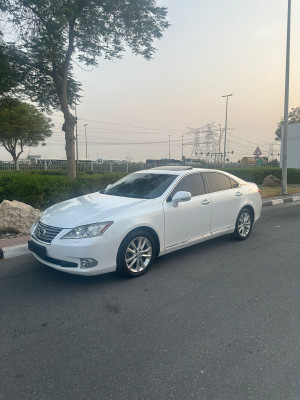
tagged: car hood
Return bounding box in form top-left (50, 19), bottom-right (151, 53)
top-left (40, 192), bottom-right (149, 228)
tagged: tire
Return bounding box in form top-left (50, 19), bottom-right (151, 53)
top-left (116, 230), bottom-right (156, 277)
top-left (232, 208), bottom-right (253, 241)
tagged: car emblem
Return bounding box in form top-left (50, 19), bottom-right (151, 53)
top-left (39, 227), bottom-right (47, 236)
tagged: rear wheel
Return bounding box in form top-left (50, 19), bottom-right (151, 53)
top-left (116, 230), bottom-right (156, 277)
top-left (232, 208), bottom-right (253, 240)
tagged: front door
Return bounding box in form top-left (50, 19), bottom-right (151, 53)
top-left (163, 173), bottom-right (211, 248)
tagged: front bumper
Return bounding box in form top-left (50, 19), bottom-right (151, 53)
top-left (28, 233), bottom-right (119, 276)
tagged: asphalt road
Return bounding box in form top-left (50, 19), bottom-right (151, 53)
top-left (0, 203), bottom-right (299, 400)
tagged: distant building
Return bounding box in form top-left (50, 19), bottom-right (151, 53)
top-left (145, 158), bottom-right (181, 166)
top-left (96, 157), bottom-right (122, 164)
top-left (280, 123), bottom-right (300, 169)
top-left (27, 155), bottom-right (41, 164)
top-left (241, 157), bottom-right (268, 166)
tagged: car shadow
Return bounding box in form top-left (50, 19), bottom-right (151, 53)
top-left (33, 233), bottom-right (235, 288)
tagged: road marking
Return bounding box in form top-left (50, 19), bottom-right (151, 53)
top-left (272, 199), bottom-right (284, 205)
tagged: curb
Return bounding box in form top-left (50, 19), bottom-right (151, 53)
top-left (1, 195), bottom-right (300, 262)
top-left (262, 195), bottom-right (300, 207)
top-left (0, 243), bottom-right (30, 261)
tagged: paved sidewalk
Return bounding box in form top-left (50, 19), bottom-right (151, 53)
top-left (0, 235), bottom-right (30, 248)
top-left (1, 193), bottom-right (300, 260)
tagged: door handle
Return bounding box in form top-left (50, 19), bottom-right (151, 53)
top-left (201, 199), bottom-right (210, 205)
top-left (235, 191), bottom-right (243, 196)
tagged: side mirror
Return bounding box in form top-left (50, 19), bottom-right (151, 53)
top-left (172, 191), bottom-right (191, 206)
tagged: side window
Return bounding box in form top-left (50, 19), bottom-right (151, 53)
top-left (169, 173), bottom-right (206, 199)
top-left (229, 177), bottom-right (239, 188)
top-left (203, 172), bottom-right (232, 193)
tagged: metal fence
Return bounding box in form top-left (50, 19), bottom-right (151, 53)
top-left (0, 160), bottom-right (148, 174)
top-left (0, 159), bottom-right (279, 173)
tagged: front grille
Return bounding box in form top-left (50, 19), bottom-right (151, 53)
top-left (33, 221), bottom-right (63, 243)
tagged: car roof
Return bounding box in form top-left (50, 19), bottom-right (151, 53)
top-left (150, 166), bottom-right (193, 171)
top-left (135, 166), bottom-right (247, 183)
top-left (135, 166), bottom-right (203, 176)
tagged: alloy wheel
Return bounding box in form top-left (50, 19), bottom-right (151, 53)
top-left (125, 236), bottom-right (153, 273)
top-left (238, 211), bottom-right (251, 238)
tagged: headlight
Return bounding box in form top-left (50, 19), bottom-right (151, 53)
top-left (61, 221), bottom-right (113, 239)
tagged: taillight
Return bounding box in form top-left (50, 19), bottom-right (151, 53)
top-left (257, 188), bottom-right (261, 193)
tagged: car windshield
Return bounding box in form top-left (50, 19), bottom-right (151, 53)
top-left (101, 173), bottom-right (177, 199)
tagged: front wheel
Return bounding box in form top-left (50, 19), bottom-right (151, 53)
top-left (116, 230), bottom-right (156, 277)
top-left (232, 208), bottom-right (253, 240)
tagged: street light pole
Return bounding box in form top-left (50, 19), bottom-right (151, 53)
top-left (281, 0), bottom-right (291, 195)
top-left (75, 100), bottom-right (78, 162)
top-left (168, 135), bottom-right (171, 163)
top-left (222, 94), bottom-right (233, 168)
top-left (181, 135), bottom-right (184, 161)
top-left (84, 124), bottom-right (88, 159)
top-left (218, 124), bottom-right (222, 163)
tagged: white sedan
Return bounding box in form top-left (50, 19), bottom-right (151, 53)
top-left (28, 167), bottom-right (262, 277)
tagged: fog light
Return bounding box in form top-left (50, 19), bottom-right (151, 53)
top-left (80, 258), bottom-right (98, 269)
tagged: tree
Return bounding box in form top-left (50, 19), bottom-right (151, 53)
top-left (1, 0), bottom-right (169, 178)
top-left (275, 107), bottom-right (300, 140)
top-left (1, 35), bottom-right (80, 109)
top-left (0, 35), bottom-right (29, 98)
top-left (0, 39), bottom-right (20, 97)
top-left (0, 98), bottom-right (52, 165)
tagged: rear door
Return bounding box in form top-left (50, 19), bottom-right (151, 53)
top-left (202, 172), bottom-right (243, 234)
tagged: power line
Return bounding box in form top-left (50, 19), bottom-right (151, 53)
top-left (78, 118), bottom-right (187, 133)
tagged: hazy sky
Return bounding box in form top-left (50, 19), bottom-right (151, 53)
top-left (1, 0), bottom-right (299, 162)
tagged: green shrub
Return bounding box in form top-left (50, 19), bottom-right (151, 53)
top-left (29, 169), bottom-right (68, 176)
top-left (224, 167), bottom-right (300, 185)
top-left (0, 172), bottom-right (125, 209)
top-left (1, 167), bottom-right (300, 209)
top-left (286, 168), bottom-right (300, 184)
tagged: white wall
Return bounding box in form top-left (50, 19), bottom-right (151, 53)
top-left (280, 123), bottom-right (300, 169)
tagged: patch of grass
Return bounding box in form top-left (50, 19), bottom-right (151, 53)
top-left (259, 185), bottom-right (300, 199)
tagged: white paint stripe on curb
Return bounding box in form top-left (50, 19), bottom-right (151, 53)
top-left (272, 199), bottom-right (284, 205)
top-left (263, 195), bottom-right (300, 207)
top-left (3, 244), bottom-right (30, 259)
